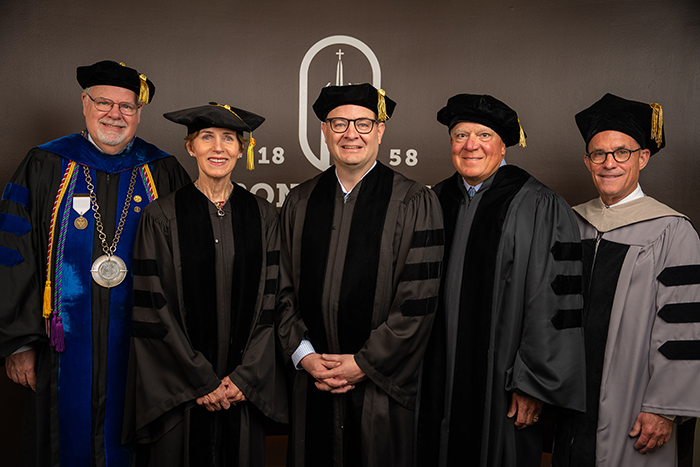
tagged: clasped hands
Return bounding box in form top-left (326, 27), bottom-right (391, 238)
top-left (196, 376), bottom-right (246, 412)
top-left (300, 353), bottom-right (366, 394)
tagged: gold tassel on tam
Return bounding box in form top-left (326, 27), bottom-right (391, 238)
top-left (518, 119), bottom-right (527, 148)
top-left (247, 136), bottom-right (256, 170)
top-left (211, 103), bottom-right (256, 169)
top-left (377, 89), bottom-right (389, 122)
top-left (138, 74), bottom-right (150, 105)
top-left (118, 62), bottom-right (150, 105)
top-left (649, 103), bottom-right (663, 148)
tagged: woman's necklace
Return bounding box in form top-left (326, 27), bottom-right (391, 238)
top-left (195, 179), bottom-right (234, 217)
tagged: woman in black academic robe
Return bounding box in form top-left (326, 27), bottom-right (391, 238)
top-left (123, 103), bottom-right (287, 467)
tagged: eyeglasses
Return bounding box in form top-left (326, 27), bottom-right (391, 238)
top-left (586, 148), bottom-right (641, 164)
top-left (325, 118), bottom-right (378, 134)
top-left (85, 93), bottom-right (141, 116)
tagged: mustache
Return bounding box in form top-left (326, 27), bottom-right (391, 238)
top-left (99, 117), bottom-right (127, 128)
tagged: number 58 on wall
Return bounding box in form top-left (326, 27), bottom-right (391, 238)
top-left (389, 149), bottom-right (418, 167)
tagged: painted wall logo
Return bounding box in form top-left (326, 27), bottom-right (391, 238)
top-left (298, 35), bottom-right (382, 171)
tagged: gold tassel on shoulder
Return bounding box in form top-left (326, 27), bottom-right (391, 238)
top-left (518, 119), bottom-right (527, 148)
top-left (43, 280), bottom-right (52, 318)
top-left (649, 103), bottom-right (663, 148)
top-left (377, 89), bottom-right (388, 122)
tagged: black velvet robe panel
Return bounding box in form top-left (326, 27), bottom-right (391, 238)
top-left (417, 167), bottom-right (586, 467)
top-left (277, 163), bottom-right (444, 467)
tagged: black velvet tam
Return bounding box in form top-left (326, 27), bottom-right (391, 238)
top-left (437, 94), bottom-right (524, 147)
top-left (77, 60), bottom-right (155, 104)
top-left (164, 102), bottom-right (265, 136)
top-left (575, 93), bottom-right (665, 155)
top-left (312, 83), bottom-right (396, 121)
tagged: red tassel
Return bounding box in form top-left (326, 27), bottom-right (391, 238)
top-left (50, 314), bottom-right (65, 353)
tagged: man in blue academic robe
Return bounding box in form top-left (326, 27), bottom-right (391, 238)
top-left (0, 60), bottom-right (190, 467)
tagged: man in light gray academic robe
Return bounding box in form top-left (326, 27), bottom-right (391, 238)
top-left (552, 93), bottom-right (700, 467)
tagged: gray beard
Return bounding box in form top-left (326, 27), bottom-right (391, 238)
top-left (95, 126), bottom-right (127, 147)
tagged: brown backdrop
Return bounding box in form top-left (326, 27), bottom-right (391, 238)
top-left (1, 0), bottom-right (699, 464)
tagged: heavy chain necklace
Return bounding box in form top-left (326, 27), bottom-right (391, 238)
top-left (84, 165), bottom-right (138, 287)
top-left (195, 179), bottom-right (234, 217)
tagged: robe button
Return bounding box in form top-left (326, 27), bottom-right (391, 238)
top-left (215, 239), bottom-right (219, 244)
top-left (332, 225), bottom-right (337, 230)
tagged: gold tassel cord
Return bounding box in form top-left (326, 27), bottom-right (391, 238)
top-left (119, 62), bottom-right (149, 105)
top-left (138, 74), bottom-right (150, 105)
top-left (518, 119), bottom-right (527, 148)
top-left (43, 281), bottom-right (52, 318)
top-left (43, 161), bottom-right (77, 318)
top-left (211, 103), bottom-right (256, 170)
top-left (649, 103), bottom-right (663, 148)
top-left (377, 89), bottom-right (388, 122)
top-left (247, 136), bottom-right (256, 171)
top-left (213, 103), bottom-right (243, 121)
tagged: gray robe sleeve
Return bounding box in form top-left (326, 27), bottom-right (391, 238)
top-left (276, 189), bottom-right (309, 361)
top-left (354, 187), bottom-right (443, 407)
top-left (643, 217), bottom-right (700, 418)
top-left (503, 188), bottom-right (586, 412)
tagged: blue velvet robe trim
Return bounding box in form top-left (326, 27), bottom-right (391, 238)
top-left (0, 212), bottom-right (31, 236)
top-left (57, 157), bottom-right (95, 464)
top-left (2, 183), bottom-right (30, 209)
top-left (55, 155), bottom-right (152, 466)
top-left (39, 133), bottom-right (170, 174)
top-left (0, 246), bottom-right (23, 266)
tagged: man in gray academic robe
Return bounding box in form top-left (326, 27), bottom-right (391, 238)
top-left (277, 84), bottom-right (444, 467)
top-left (417, 94), bottom-right (586, 467)
top-left (552, 93), bottom-right (700, 466)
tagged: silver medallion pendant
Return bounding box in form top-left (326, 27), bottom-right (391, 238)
top-left (90, 254), bottom-right (127, 288)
